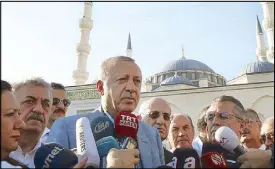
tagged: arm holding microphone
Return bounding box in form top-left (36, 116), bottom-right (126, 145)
top-left (106, 148), bottom-right (140, 168)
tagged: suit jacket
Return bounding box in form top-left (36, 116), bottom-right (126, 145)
top-left (47, 108), bottom-right (165, 168)
top-left (163, 147), bottom-right (173, 164)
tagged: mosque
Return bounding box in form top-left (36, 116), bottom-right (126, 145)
top-left (66, 2), bottom-right (274, 124)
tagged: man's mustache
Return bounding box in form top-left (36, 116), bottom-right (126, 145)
top-left (26, 112), bottom-right (44, 123)
top-left (242, 128), bottom-right (251, 135)
top-left (53, 108), bottom-right (65, 114)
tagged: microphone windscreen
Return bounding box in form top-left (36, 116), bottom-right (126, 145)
top-left (201, 143), bottom-right (228, 168)
top-left (173, 148), bottom-right (201, 168)
top-left (96, 136), bottom-right (120, 157)
top-left (90, 116), bottom-right (114, 141)
top-left (114, 112), bottom-right (138, 138)
top-left (76, 117), bottom-right (100, 168)
top-left (34, 143), bottom-right (78, 168)
top-left (215, 126), bottom-right (240, 152)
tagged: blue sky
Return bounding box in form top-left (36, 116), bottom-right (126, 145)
top-left (2, 2), bottom-right (265, 86)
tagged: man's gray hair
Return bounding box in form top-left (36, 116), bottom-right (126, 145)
top-left (14, 77), bottom-right (52, 98)
top-left (261, 116), bottom-right (274, 135)
top-left (99, 56), bottom-right (136, 81)
top-left (212, 95), bottom-right (245, 120)
top-left (171, 113), bottom-right (195, 129)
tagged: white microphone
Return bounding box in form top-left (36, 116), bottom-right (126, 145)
top-left (215, 126), bottom-right (246, 156)
top-left (76, 117), bottom-right (100, 168)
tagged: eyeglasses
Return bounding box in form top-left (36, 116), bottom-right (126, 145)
top-left (52, 98), bottom-right (71, 107)
top-left (149, 111), bottom-right (171, 121)
top-left (243, 119), bottom-right (258, 125)
top-left (205, 112), bottom-right (241, 122)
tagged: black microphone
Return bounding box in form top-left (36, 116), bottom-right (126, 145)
top-left (155, 165), bottom-right (173, 168)
top-left (34, 142), bottom-right (78, 168)
top-left (172, 148), bottom-right (201, 168)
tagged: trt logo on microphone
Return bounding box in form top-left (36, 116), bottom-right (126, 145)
top-left (119, 114), bottom-right (138, 129)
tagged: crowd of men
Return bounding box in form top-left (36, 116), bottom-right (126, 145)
top-left (1, 56), bottom-right (274, 168)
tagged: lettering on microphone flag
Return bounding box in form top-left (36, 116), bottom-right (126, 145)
top-left (115, 112), bottom-right (139, 138)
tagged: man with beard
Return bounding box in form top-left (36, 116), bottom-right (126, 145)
top-left (139, 97), bottom-right (173, 164)
top-left (261, 116), bottom-right (274, 150)
top-left (9, 78), bottom-right (53, 168)
top-left (40, 82), bottom-right (70, 143)
top-left (48, 56), bottom-right (165, 168)
top-left (241, 108), bottom-right (266, 150)
top-left (205, 95), bottom-right (245, 167)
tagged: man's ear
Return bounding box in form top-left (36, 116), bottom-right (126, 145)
top-left (96, 80), bottom-right (104, 96)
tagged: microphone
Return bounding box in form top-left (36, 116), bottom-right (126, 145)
top-left (114, 112), bottom-right (139, 149)
top-left (201, 143), bottom-right (228, 168)
top-left (215, 126), bottom-right (246, 156)
top-left (76, 117), bottom-right (100, 168)
top-left (155, 165), bottom-right (173, 168)
top-left (96, 136), bottom-right (120, 168)
top-left (172, 148), bottom-right (201, 168)
top-left (90, 116), bottom-right (114, 141)
top-left (34, 143), bottom-right (78, 168)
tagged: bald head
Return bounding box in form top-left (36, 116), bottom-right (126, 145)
top-left (139, 97), bottom-right (172, 140)
top-left (261, 117), bottom-right (274, 149)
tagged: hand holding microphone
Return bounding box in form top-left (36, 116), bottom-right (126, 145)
top-left (237, 149), bottom-right (273, 168)
top-left (106, 148), bottom-right (140, 168)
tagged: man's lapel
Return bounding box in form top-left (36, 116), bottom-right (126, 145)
top-left (137, 127), bottom-right (153, 168)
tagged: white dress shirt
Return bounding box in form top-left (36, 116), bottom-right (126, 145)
top-left (1, 161), bottom-right (22, 168)
top-left (9, 140), bottom-right (42, 168)
top-left (192, 136), bottom-right (203, 157)
top-left (259, 144), bottom-right (267, 150)
top-left (40, 127), bottom-right (51, 143)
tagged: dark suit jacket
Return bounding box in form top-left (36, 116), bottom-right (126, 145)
top-left (163, 147), bottom-right (173, 164)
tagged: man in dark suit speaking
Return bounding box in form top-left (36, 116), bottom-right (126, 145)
top-left (47, 56), bottom-right (165, 168)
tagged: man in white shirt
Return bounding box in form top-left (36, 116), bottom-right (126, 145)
top-left (9, 78), bottom-right (53, 168)
top-left (40, 82), bottom-right (70, 143)
top-left (192, 106), bottom-right (209, 157)
top-left (241, 108), bottom-right (267, 150)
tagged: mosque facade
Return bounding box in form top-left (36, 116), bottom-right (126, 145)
top-left (67, 2), bottom-right (274, 124)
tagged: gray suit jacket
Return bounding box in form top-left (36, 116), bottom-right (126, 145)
top-left (47, 108), bottom-right (165, 168)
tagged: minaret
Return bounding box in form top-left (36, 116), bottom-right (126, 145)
top-left (126, 33), bottom-right (132, 58)
top-left (256, 15), bottom-right (267, 61)
top-left (73, 2), bottom-right (93, 85)
top-left (181, 45), bottom-right (186, 59)
top-left (260, 2), bottom-right (274, 63)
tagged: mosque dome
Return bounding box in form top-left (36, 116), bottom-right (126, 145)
top-left (161, 58), bottom-right (215, 73)
top-left (161, 74), bottom-right (196, 86)
top-left (240, 60), bottom-right (274, 75)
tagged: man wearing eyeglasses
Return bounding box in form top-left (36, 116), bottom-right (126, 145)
top-left (40, 82), bottom-right (71, 143)
top-left (205, 95), bottom-right (245, 168)
top-left (138, 97), bottom-right (173, 164)
top-left (261, 116), bottom-right (274, 150)
top-left (241, 108), bottom-right (266, 150)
